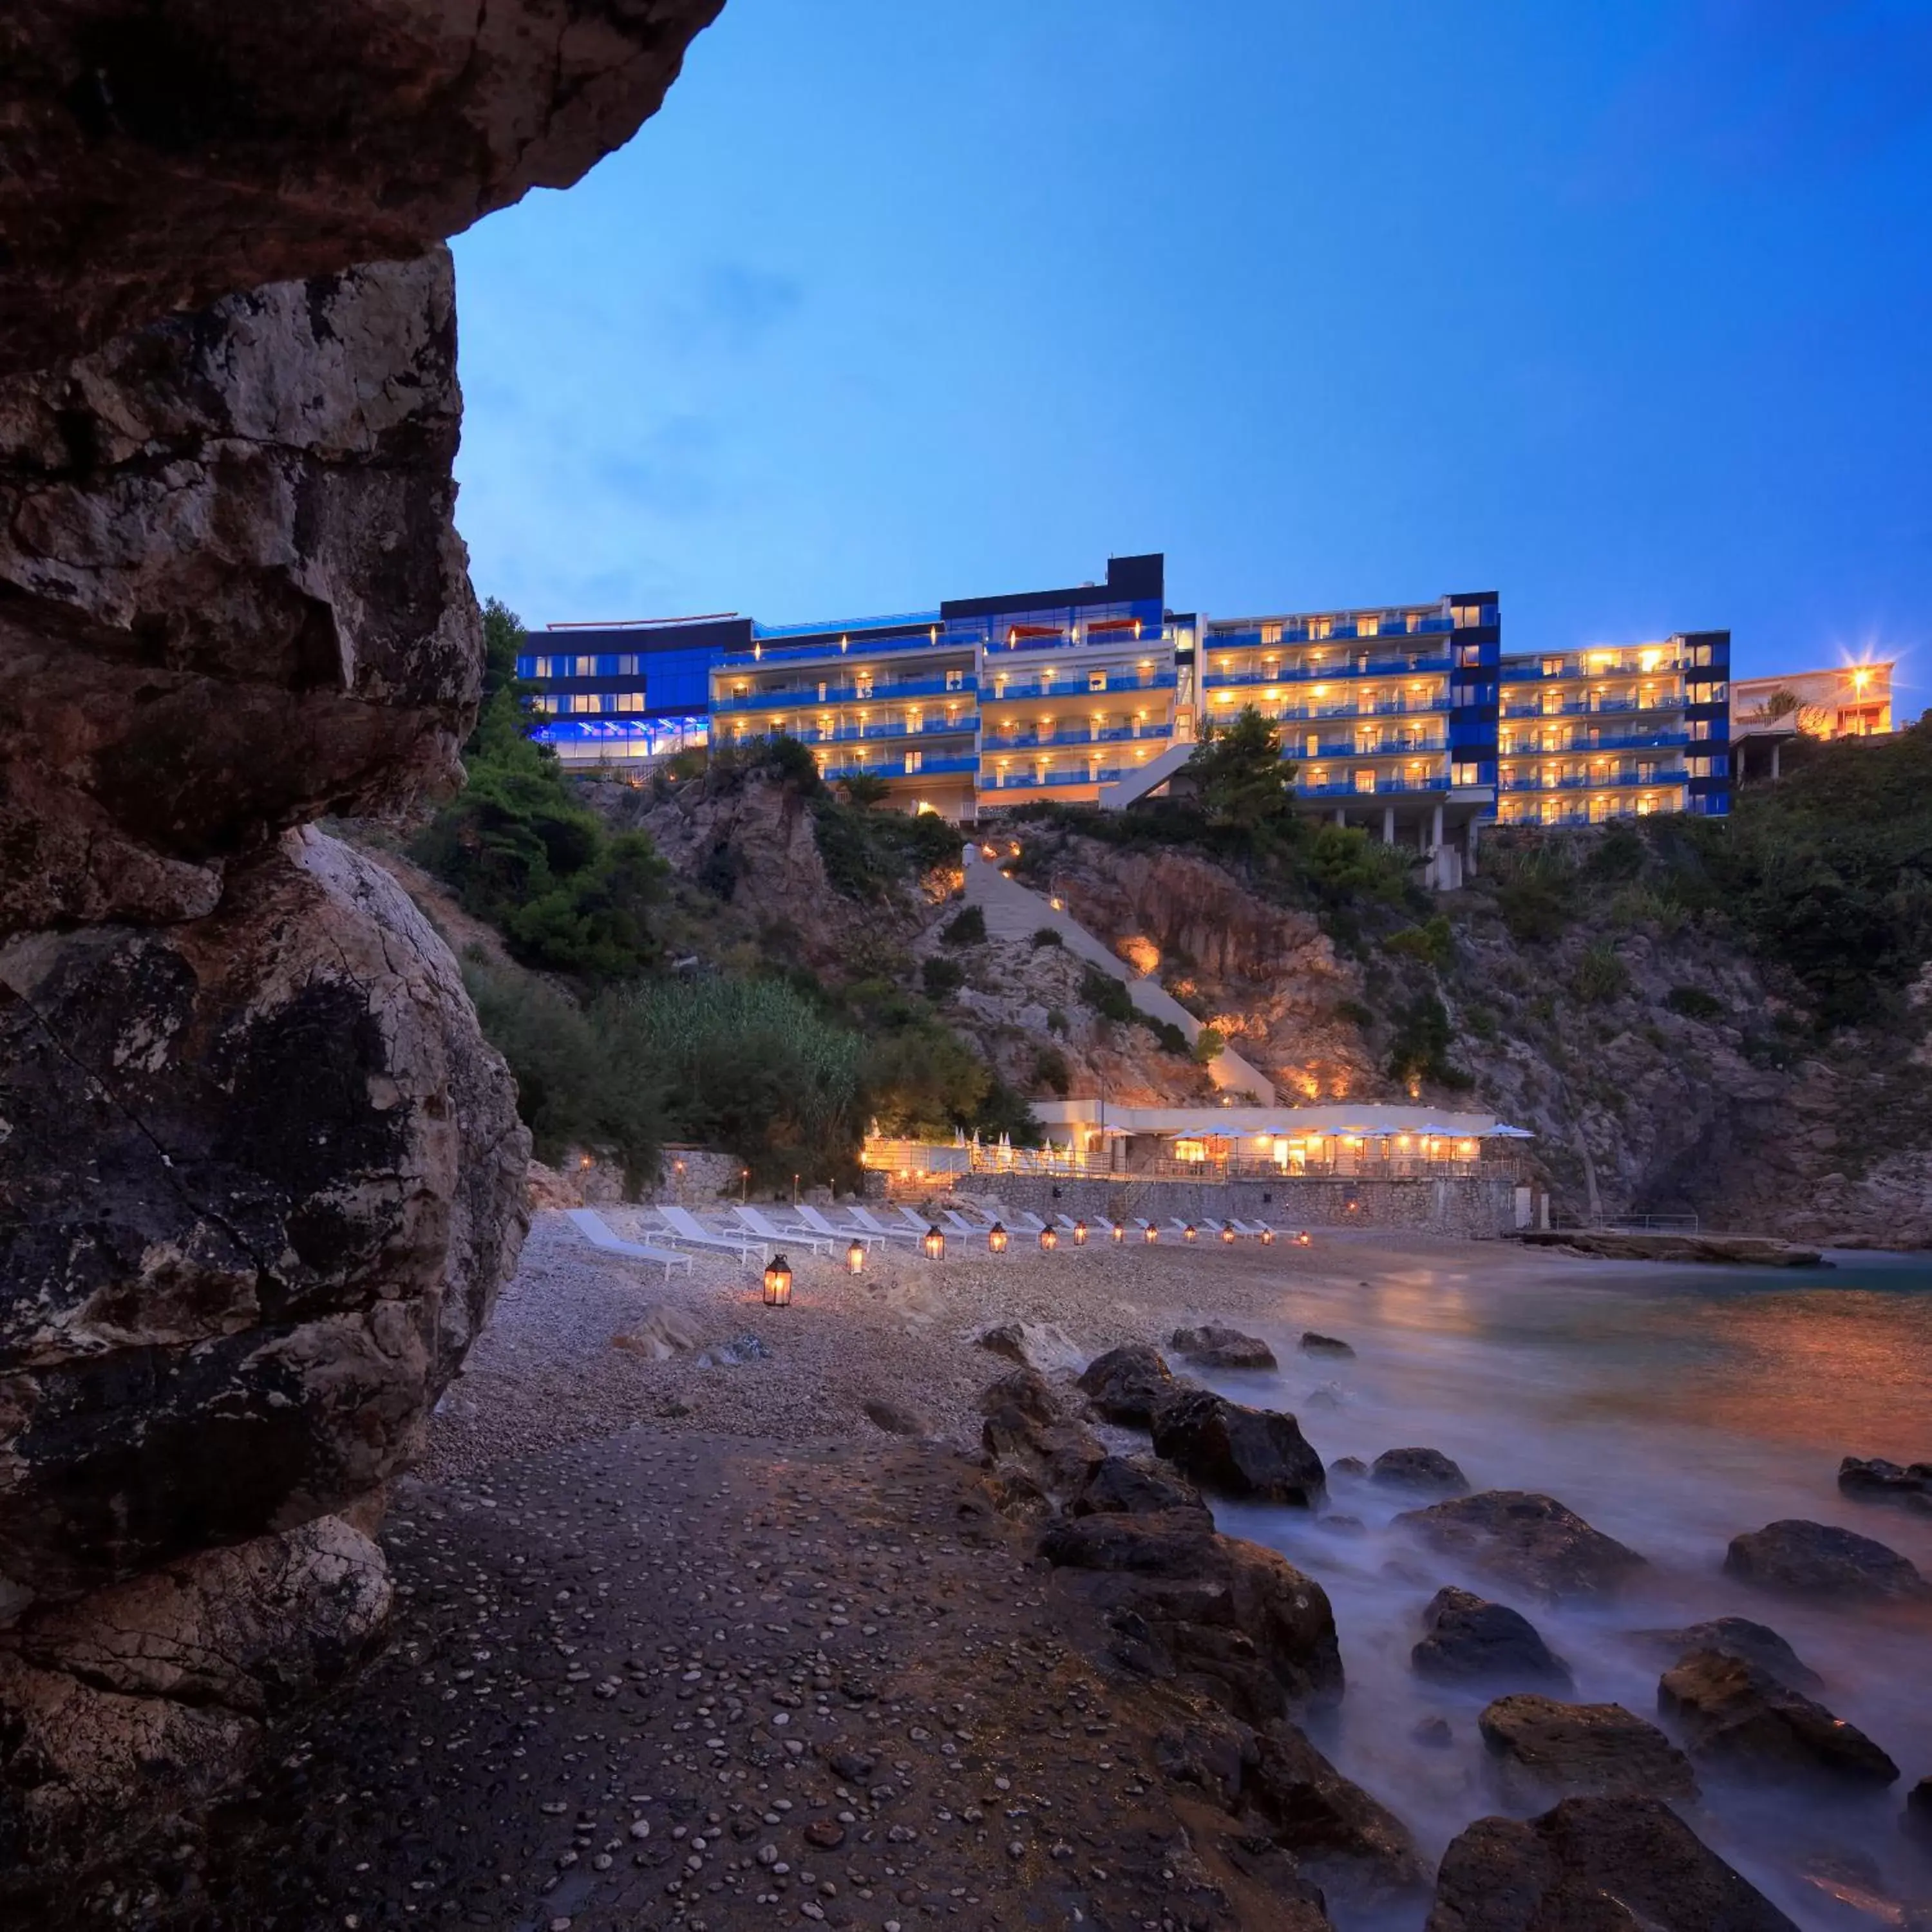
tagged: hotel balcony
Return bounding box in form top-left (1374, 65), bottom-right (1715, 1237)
top-left (1499, 726), bottom-right (1690, 756)
top-left (718, 614), bottom-right (945, 668)
top-left (725, 716), bottom-right (976, 749)
top-left (980, 723), bottom-right (1170, 751)
top-left (1208, 611), bottom-right (1466, 650)
top-left (1203, 650), bottom-right (1455, 687)
top-left (980, 668), bottom-right (1177, 701)
top-left (818, 752), bottom-right (978, 782)
top-left (1500, 692), bottom-right (1686, 721)
top-left (1499, 767), bottom-right (1688, 793)
top-left (714, 669), bottom-right (971, 712)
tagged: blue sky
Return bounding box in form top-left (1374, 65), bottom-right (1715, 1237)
top-left (451, 0), bottom-right (1932, 717)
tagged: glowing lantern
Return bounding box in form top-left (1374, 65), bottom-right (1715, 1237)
top-left (762, 1253), bottom-right (793, 1307)
top-left (1220, 1223), bottom-right (1236, 1244)
top-left (1111, 1222), bottom-right (1126, 1244)
top-left (922, 1225), bottom-right (946, 1261)
top-left (1142, 1223), bottom-right (1159, 1244)
top-left (845, 1238), bottom-right (866, 1276)
top-left (1039, 1224), bottom-right (1059, 1252)
top-left (1072, 1220), bottom-right (1089, 1247)
top-left (1296, 1229), bottom-right (1313, 1247)
top-left (987, 1220), bottom-right (1009, 1255)
top-left (1182, 1224), bottom-right (1198, 1242)
top-left (1259, 1226), bottom-right (1276, 1246)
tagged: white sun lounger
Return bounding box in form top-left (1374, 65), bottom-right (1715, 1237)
top-left (844, 1206), bottom-right (925, 1244)
top-left (942, 1208), bottom-right (995, 1236)
top-left (564, 1208), bottom-right (694, 1282)
top-left (734, 1205), bottom-right (833, 1255)
top-left (1006, 1209), bottom-right (1049, 1235)
top-left (894, 1205), bottom-right (936, 1235)
top-left (795, 1204), bottom-right (880, 1248)
top-left (651, 1204), bottom-right (768, 1260)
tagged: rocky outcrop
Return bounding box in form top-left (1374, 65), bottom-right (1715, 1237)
top-left (1247, 1721), bottom-right (1426, 1908)
top-left (1411, 1587), bottom-right (1571, 1689)
top-left (1723, 1519), bottom-right (1932, 1604)
top-left (1632, 1615), bottom-right (1823, 1692)
top-left (1840, 1455), bottom-right (1932, 1511)
top-left (1478, 1693), bottom-right (1697, 1803)
top-left (1078, 1343), bottom-right (1179, 1425)
top-left (1396, 1491), bottom-right (1648, 1603)
top-left (1171, 1325), bottom-right (1278, 1370)
top-left (1, 0), bottom-right (721, 1893)
top-left (1426, 1795), bottom-right (1799, 1932)
top-left (1658, 1649), bottom-right (1900, 1787)
top-left (1372, 1447), bottom-right (1470, 1494)
top-left (1070, 1455), bottom-right (1206, 1520)
top-left (1150, 1389), bottom-right (1327, 1507)
top-left (0, 0), bottom-right (726, 376)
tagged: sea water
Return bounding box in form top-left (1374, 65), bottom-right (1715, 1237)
top-left (1193, 1244), bottom-right (1932, 1930)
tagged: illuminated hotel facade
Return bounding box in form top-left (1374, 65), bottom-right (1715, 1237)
top-left (517, 554), bottom-right (1732, 844)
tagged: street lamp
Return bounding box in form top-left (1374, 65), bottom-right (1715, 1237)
top-left (762, 1253), bottom-right (793, 1306)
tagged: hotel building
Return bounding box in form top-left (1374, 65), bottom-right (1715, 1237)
top-left (517, 554), bottom-right (1730, 850)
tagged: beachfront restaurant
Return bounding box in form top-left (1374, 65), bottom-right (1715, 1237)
top-left (1027, 1102), bottom-right (1532, 1179)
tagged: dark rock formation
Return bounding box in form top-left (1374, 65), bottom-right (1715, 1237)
top-left (1426, 1795), bottom-right (1799, 1932)
top-left (1150, 1388), bottom-right (1327, 1507)
top-left (1906, 1776), bottom-right (1932, 1850)
top-left (1631, 1615), bottom-right (1823, 1692)
top-left (0, 0), bottom-right (727, 376)
top-left (1299, 1331), bottom-right (1355, 1358)
top-left (1372, 1446), bottom-right (1470, 1494)
top-left (1039, 1510), bottom-right (1345, 1718)
top-left (1723, 1519), bottom-right (1932, 1604)
top-left (974, 1320), bottom-right (1082, 1376)
top-left (979, 1364), bottom-right (1067, 1426)
top-left (1658, 1649), bottom-right (1900, 1788)
top-left (1396, 1490), bottom-right (1648, 1602)
top-left (1077, 1343), bottom-right (1177, 1425)
top-left (0, 0), bottom-right (722, 1892)
top-left (1329, 1455), bottom-right (1369, 1478)
top-left (860, 1397), bottom-right (930, 1437)
top-left (1840, 1456), bottom-right (1932, 1510)
top-left (1517, 1229), bottom-right (1824, 1266)
top-left (1411, 1586), bottom-right (1573, 1689)
top-left (1170, 1324), bottom-right (1278, 1370)
top-left (1248, 1721), bottom-right (1427, 1908)
top-left (1479, 1693), bottom-right (1697, 1802)
top-left (980, 1399), bottom-right (1107, 1512)
top-left (1070, 1455), bottom-right (1206, 1520)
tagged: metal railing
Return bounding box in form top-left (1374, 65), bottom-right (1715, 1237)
top-left (714, 672), bottom-right (970, 712)
top-left (863, 1141), bottom-right (1507, 1184)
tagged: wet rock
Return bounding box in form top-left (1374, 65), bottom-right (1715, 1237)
top-left (1413, 1716), bottom-right (1454, 1749)
top-left (1249, 1720), bottom-right (1427, 1907)
top-left (1631, 1616), bottom-right (1823, 1692)
top-left (1039, 1510), bottom-right (1344, 1718)
top-left (1149, 1389), bottom-right (1327, 1508)
top-left (1371, 1447), bottom-right (1470, 1494)
top-left (976, 1321), bottom-right (1084, 1376)
top-left (1329, 1456), bottom-right (1369, 1479)
top-left (1479, 1693), bottom-right (1697, 1801)
top-left (1426, 1795), bottom-right (1799, 1932)
top-left (980, 1403), bottom-right (1107, 1510)
top-left (1151, 1712), bottom-right (1254, 1803)
top-left (1299, 1332), bottom-right (1356, 1358)
top-left (1839, 1457), bottom-right (1932, 1511)
top-left (1411, 1587), bottom-right (1573, 1689)
top-left (1069, 1455), bottom-right (1207, 1520)
top-left (1076, 1345), bottom-right (1176, 1426)
top-left (1170, 1325), bottom-right (1278, 1371)
top-left (1905, 1776), bottom-right (1932, 1850)
top-left (861, 1398), bottom-right (931, 1438)
top-left (980, 1363), bottom-right (1068, 1425)
top-left (1396, 1491), bottom-right (1648, 1603)
top-left (1723, 1519), bottom-right (1932, 1604)
top-left (1658, 1649), bottom-right (1899, 1788)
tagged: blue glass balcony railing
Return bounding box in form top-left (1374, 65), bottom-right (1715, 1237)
top-left (1499, 768), bottom-right (1687, 793)
top-left (818, 753), bottom-right (978, 781)
top-left (724, 720), bottom-right (976, 750)
top-left (714, 673), bottom-right (969, 712)
top-left (1209, 614), bottom-right (1459, 650)
top-left (1203, 653), bottom-right (1454, 687)
top-left (1498, 728), bottom-right (1690, 755)
top-left (980, 725), bottom-right (1171, 752)
top-left (1500, 696), bottom-right (1685, 721)
top-left (1296, 777), bottom-right (1455, 798)
top-left (980, 670), bottom-right (1178, 700)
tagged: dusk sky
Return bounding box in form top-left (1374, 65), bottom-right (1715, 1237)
top-left (451, 0), bottom-right (1932, 717)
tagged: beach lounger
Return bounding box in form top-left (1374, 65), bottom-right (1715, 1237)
top-left (795, 1204), bottom-right (882, 1249)
top-left (942, 1208), bottom-right (995, 1236)
top-left (564, 1208), bottom-right (694, 1283)
top-left (734, 1205), bottom-right (833, 1255)
top-left (1004, 1209), bottom-right (1048, 1235)
top-left (844, 1206), bottom-right (925, 1244)
top-left (894, 1205), bottom-right (936, 1235)
top-left (652, 1204), bottom-right (768, 1260)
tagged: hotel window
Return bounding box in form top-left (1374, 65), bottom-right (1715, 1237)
top-left (1357, 614), bottom-right (1381, 638)
top-left (1452, 762), bottom-right (1481, 787)
top-left (616, 692), bottom-right (645, 714)
top-left (1088, 669), bottom-right (1106, 692)
top-left (531, 696), bottom-right (556, 715)
top-left (904, 750), bottom-right (922, 773)
top-left (569, 656), bottom-right (595, 678)
top-left (1689, 719), bottom-right (1712, 741)
top-left (1354, 769), bottom-right (1378, 793)
top-left (1309, 618), bottom-right (1333, 639)
top-left (1260, 622), bottom-right (1283, 645)
top-left (1305, 733), bottom-right (1320, 758)
top-left (945, 668), bottom-right (963, 691)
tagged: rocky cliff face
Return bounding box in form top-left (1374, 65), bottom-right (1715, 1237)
top-left (0, 0), bottom-right (723, 1893)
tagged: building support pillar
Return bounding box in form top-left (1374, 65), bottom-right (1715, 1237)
top-left (1770, 740), bottom-right (1782, 782)
top-left (1466, 814), bottom-right (1480, 877)
top-left (1381, 806), bottom-right (1396, 846)
top-left (1334, 807), bottom-right (1347, 828)
top-left (1431, 803), bottom-right (1444, 851)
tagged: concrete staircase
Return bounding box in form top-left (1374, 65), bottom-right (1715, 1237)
top-left (1095, 741), bottom-right (1193, 811)
top-left (962, 850), bottom-right (1277, 1103)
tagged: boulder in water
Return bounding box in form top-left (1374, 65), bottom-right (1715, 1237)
top-left (1631, 1616), bottom-right (1823, 1692)
top-left (1249, 1720), bottom-right (1428, 1908)
top-left (1412, 1587), bottom-right (1573, 1689)
top-left (1170, 1324), bottom-right (1278, 1370)
top-left (1658, 1649), bottom-right (1899, 1788)
top-left (1076, 1345), bottom-right (1175, 1426)
top-left (1069, 1455), bottom-right (1206, 1520)
top-left (1839, 1457), bottom-right (1932, 1510)
top-left (1723, 1519), bottom-right (1932, 1604)
top-left (1904, 1776), bottom-right (1932, 1850)
top-left (1372, 1447), bottom-right (1471, 1494)
top-left (1039, 1511), bottom-right (1343, 1718)
top-left (1300, 1331), bottom-right (1356, 1358)
top-left (1426, 1795), bottom-right (1799, 1932)
top-left (1396, 1491), bottom-right (1648, 1603)
top-left (980, 1403), bottom-right (1106, 1511)
top-left (980, 1364), bottom-right (1068, 1426)
top-left (1330, 1455), bottom-right (1369, 1478)
top-left (1150, 1389), bottom-right (1327, 1507)
top-left (1479, 1693), bottom-right (1697, 1801)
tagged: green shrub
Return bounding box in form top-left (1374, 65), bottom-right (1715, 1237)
top-left (1030, 925), bottom-right (1065, 949)
top-left (1045, 1006), bottom-right (1068, 1036)
top-left (860, 1025), bottom-right (988, 1136)
top-left (813, 795), bottom-right (965, 902)
top-left (1385, 914), bottom-right (1454, 970)
top-left (920, 956), bottom-right (965, 999)
top-left (1387, 992), bottom-right (1473, 1089)
top-left (1463, 1004), bottom-right (1500, 1042)
top-left (1148, 1018), bottom-right (1191, 1056)
top-left (1079, 964), bottom-right (1137, 1026)
top-left (1572, 940), bottom-right (1630, 1005)
top-left (1031, 1046), bottom-right (1072, 1096)
top-left (1584, 821), bottom-right (1646, 884)
top-left (1491, 846), bottom-right (1577, 945)
top-left (1336, 998), bottom-right (1375, 1030)
top-left (940, 905), bottom-right (987, 947)
top-left (1665, 984), bottom-right (1726, 1021)
top-left (1192, 1027), bottom-right (1227, 1065)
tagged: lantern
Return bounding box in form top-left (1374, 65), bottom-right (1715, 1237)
top-left (1111, 1222), bottom-right (1126, 1244)
top-left (845, 1238), bottom-right (866, 1276)
top-left (1296, 1229), bottom-right (1312, 1247)
top-left (1039, 1224), bottom-right (1059, 1252)
top-left (922, 1224), bottom-right (946, 1261)
top-left (1220, 1222), bottom-right (1236, 1244)
top-left (762, 1253), bottom-right (793, 1307)
top-left (987, 1220), bottom-right (1009, 1255)
top-left (1259, 1226), bottom-right (1276, 1246)
top-left (1072, 1220), bottom-right (1089, 1247)
top-left (1182, 1223), bottom-right (1198, 1242)
top-left (1142, 1223), bottom-right (1159, 1244)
